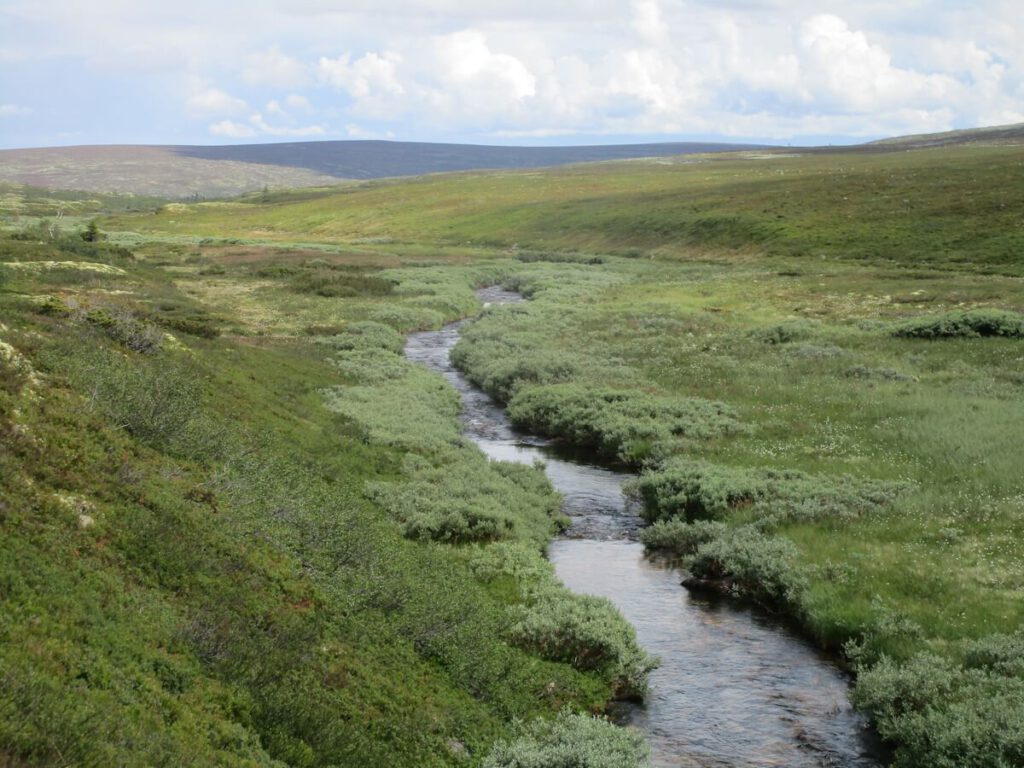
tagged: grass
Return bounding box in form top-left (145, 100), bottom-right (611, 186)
top-left (3, 137), bottom-right (1024, 766)
top-left (0, 231), bottom-right (649, 767)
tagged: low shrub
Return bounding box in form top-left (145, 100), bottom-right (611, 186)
top-left (321, 321), bottom-right (404, 354)
top-left (289, 269), bottom-right (395, 298)
top-left (506, 384), bottom-right (744, 463)
top-left (749, 318), bottom-right (820, 345)
top-left (853, 646), bottom-right (1024, 768)
top-left (892, 308), bottom-right (1024, 339)
top-left (467, 543), bottom-right (656, 699)
top-left (483, 710), bottom-right (650, 768)
top-left (686, 526), bottom-right (808, 610)
top-left (515, 251), bottom-right (606, 265)
top-left (627, 458), bottom-right (907, 526)
top-left (639, 519), bottom-right (727, 555)
top-left (845, 364), bottom-right (914, 381)
top-left (367, 451), bottom-right (562, 546)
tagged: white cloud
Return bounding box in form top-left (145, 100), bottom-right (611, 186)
top-left (0, 103), bottom-right (33, 117)
top-left (433, 30), bottom-right (536, 101)
top-left (242, 46), bottom-right (310, 89)
top-left (797, 14), bottom-right (957, 111)
top-left (186, 87), bottom-right (249, 118)
top-left (210, 112), bottom-right (326, 138)
top-left (285, 93), bottom-right (313, 111)
top-left (318, 51), bottom-right (405, 98)
top-left (209, 119), bottom-right (258, 138)
top-left (4, 1), bottom-right (1024, 144)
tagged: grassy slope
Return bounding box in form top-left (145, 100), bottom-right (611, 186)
top-left (98, 141), bottom-right (1024, 764)
top-left (0, 234), bottom-right (644, 766)
top-left (104, 144), bottom-right (1024, 274)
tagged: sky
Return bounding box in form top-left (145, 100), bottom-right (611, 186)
top-left (1, 0), bottom-right (1022, 149)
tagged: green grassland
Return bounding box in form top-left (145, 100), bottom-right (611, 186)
top-left (2, 140), bottom-right (1024, 766)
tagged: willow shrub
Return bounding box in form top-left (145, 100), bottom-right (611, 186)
top-left (506, 384), bottom-right (744, 464)
top-left (483, 709), bottom-right (650, 768)
top-left (469, 543), bottom-right (657, 700)
top-left (639, 518), bottom-right (728, 555)
top-left (892, 308), bottom-right (1024, 339)
top-left (685, 526), bottom-right (809, 612)
top-left (319, 320), bottom-right (405, 354)
top-left (853, 635), bottom-right (1024, 767)
top-left (626, 457), bottom-right (907, 526)
top-left (368, 452), bottom-right (562, 546)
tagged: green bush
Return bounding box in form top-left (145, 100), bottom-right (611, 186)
top-left (627, 458), bottom-right (906, 525)
top-left (749, 318), bottom-right (820, 344)
top-left (853, 648), bottom-right (1024, 767)
top-left (892, 308), bottom-right (1024, 339)
top-left (483, 710), bottom-right (650, 768)
top-left (506, 384), bottom-right (743, 463)
top-left (321, 321), bottom-right (404, 354)
top-left (467, 543), bottom-right (656, 699)
top-left (686, 526), bottom-right (808, 610)
top-left (639, 519), bottom-right (727, 555)
top-left (507, 590), bottom-right (657, 699)
top-left (289, 269), bottom-right (395, 298)
top-left (367, 451), bottom-right (562, 546)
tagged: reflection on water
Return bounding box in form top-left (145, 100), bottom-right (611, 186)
top-left (405, 287), bottom-right (880, 767)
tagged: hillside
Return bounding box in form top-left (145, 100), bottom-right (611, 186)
top-left (3, 137), bottom-right (1024, 766)
top-left (0, 140), bottom-right (764, 199)
top-left (105, 141), bottom-right (1024, 276)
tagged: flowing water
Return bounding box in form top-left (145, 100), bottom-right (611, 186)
top-left (405, 287), bottom-right (881, 768)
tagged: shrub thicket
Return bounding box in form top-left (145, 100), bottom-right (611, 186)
top-left (627, 458), bottom-right (907, 526)
top-left (893, 308), bottom-right (1024, 339)
top-left (483, 709), bottom-right (650, 768)
top-left (853, 637), bottom-right (1024, 768)
top-left (506, 384), bottom-right (744, 463)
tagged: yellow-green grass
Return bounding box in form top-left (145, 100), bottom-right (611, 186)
top-left (103, 144), bottom-right (1024, 274)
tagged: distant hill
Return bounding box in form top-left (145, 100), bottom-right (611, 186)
top-left (0, 140), bottom-right (765, 199)
top-left (3, 124), bottom-right (1022, 199)
top-left (865, 122), bottom-right (1024, 148)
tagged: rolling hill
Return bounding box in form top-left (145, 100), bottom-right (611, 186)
top-left (0, 140), bottom-right (765, 199)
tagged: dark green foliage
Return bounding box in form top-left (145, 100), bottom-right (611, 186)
top-left (81, 218), bottom-right (101, 242)
top-left (515, 251), bottom-right (606, 265)
top-left (368, 452), bottom-right (562, 545)
top-left (507, 384), bottom-right (743, 463)
top-left (685, 526), bottom-right (808, 610)
top-left (483, 710), bottom-right (650, 768)
top-left (639, 519), bottom-right (727, 555)
top-left (749, 318), bottom-right (820, 345)
top-left (893, 308), bottom-right (1024, 339)
top-left (627, 458), bottom-right (907, 525)
top-left (853, 646), bottom-right (1024, 768)
top-left (289, 268), bottom-right (396, 298)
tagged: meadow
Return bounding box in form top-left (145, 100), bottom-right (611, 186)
top-left (2, 139), bottom-right (1024, 766)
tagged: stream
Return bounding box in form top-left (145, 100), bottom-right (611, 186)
top-left (405, 287), bottom-right (881, 768)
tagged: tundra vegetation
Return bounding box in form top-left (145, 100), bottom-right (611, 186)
top-left (2, 140), bottom-right (1024, 766)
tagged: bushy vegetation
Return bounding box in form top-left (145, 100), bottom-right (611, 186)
top-left (482, 710), bottom-right (650, 768)
top-left (506, 384), bottom-right (743, 463)
top-left (639, 518), bottom-right (728, 554)
top-left (854, 636), bottom-right (1024, 767)
top-left (368, 452), bottom-right (562, 545)
top-left (627, 458), bottom-right (907, 526)
top-left (893, 308), bottom-right (1024, 339)
top-left (468, 543), bottom-right (657, 700)
top-left (0, 238), bottom-right (649, 766)
top-left (8, 137), bottom-right (1024, 766)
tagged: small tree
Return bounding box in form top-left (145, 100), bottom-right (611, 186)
top-left (81, 219), bottom-right (101, 242)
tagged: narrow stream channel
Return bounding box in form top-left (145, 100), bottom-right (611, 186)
top-left (405, 287), bottom-right (881, 768)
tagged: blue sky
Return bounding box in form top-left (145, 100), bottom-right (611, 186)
top-left (1, 1), bottom-right (1022, 149)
